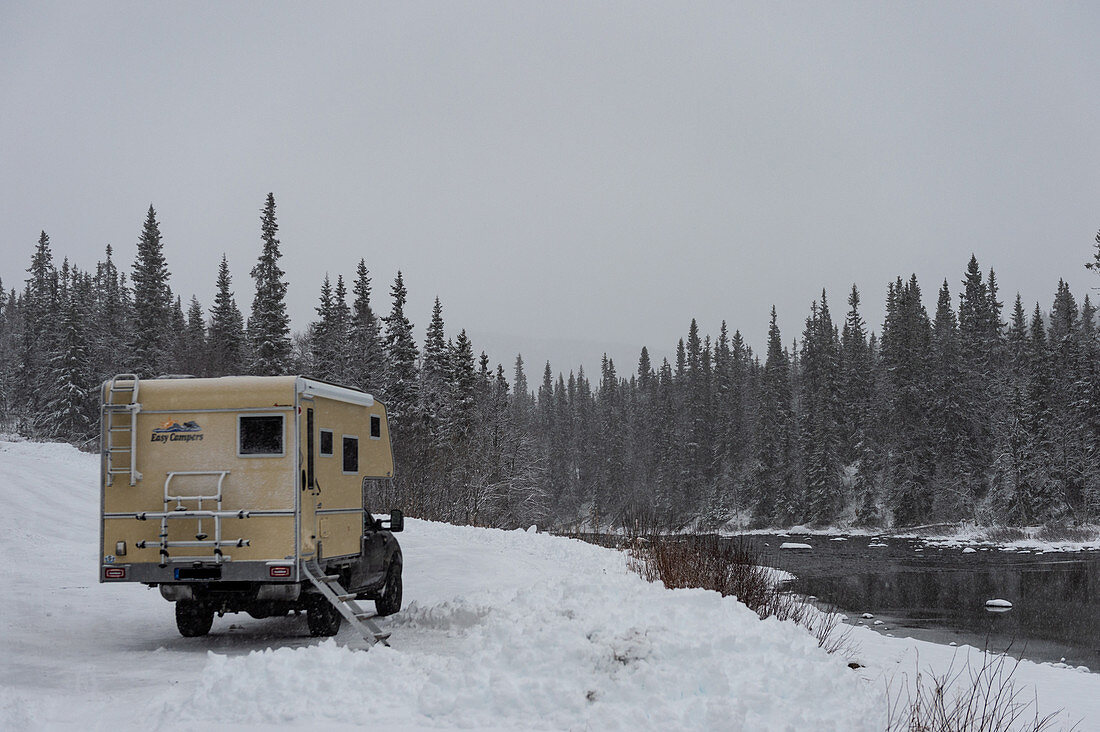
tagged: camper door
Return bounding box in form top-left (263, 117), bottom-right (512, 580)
top-left (300, 400), bottom-right (320, 556)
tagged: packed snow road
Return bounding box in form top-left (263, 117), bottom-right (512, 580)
top-left (1, 439), bottom-right (1097, 730)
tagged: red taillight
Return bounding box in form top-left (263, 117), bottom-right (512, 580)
top-left (104, 567), bottom-right (126, 579)
top-left (269, 566), bottom-right (291, 578)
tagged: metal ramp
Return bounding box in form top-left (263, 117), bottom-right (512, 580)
top-left (103, 373), bottom-right (142, 486)
top-left (301, 557), bottom-right (391, 647)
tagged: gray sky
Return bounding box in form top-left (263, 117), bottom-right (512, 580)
top-left (3, 2), bottom-right (1099, 377)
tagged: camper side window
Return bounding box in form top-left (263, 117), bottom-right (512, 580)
top-left (319, 429), bottom-right (333, 456)
top-left (343, 435), bottom-right (358, 474)
top-left (239, 415), bottom-right (284, 457)
top-left (370, 415), bottom-right (381, 439)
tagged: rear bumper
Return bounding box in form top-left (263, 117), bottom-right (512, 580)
top-left (100, 560), bottom-right (297, 584)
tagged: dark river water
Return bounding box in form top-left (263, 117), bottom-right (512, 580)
top-left (743, 534), bottom-right (1100, 670)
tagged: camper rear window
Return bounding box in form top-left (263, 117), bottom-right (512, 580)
top-left (239, 415), bottom-right (284, 456)
top-left (370, 415), bottom-right (381, 439)
top-left (343, 436), bottom-right (358, 473)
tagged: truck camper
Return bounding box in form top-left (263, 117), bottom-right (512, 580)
top-left (99, 374), bottom-right (403, 645)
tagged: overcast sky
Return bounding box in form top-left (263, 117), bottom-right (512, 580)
top-left (2, 2), bottom-right (1099, 377)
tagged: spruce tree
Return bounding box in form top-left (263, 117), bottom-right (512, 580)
top-left (1086, 229), bottom-right (1100, 275)
top-left (248, 193), bottom-right (292, 375)
top-left (179, 296), bottom-right (207, 376)
top-left (308, 274), bottom-right (336, 380)
top-left (331, 275), bottom-right (352, 383)
top-left (91, 244), bottom-right (131, 382)
top-left (881, 275), bottom-right (934, 525)
top-left (46, 266), bottom-right (95, 442)
top-left (752, 306), bottom-right (796, 526)
top-left (348, 259), bottom-right (384, 393)
top-left (929, 280), bottom-right (968, 517)
top-left (129, 206), bottom-right (173, 376)
top-left (208, 255), bottom-right (246, 376)
top-left (800, 291), bottom-right (842, 525)
top-left (419, 296), bottom-right (450, 440)
top-left (168, 295), bottom-right (186, 372)
top-left (382, 271), bottom-right (419, 424)
top-left (18, 231), bottom-right (60, 433)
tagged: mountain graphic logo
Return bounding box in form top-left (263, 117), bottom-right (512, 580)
top-left (153, 419), bottom-right (202, 434)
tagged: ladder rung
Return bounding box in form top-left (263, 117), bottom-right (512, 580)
top-left (109, 427), bottom-right (131, 432)
top-left (373, 632), bottom-right (391, 641)
top-left (109, 447), bottom-right (131, 453)
top-left (335, 593), bottom-right (357, 602)
top-left (320, 575), bottom-right (341, 583)
top-left (355, 610), bottom-right (377, 620)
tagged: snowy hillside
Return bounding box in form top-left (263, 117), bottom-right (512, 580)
top-left (1, 439), bottom-right (1097, 730)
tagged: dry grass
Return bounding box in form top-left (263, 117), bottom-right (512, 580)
top-left (627, 535), bottom-right (853, 657)
top-left (886, 649), bottom-right (1073, 732)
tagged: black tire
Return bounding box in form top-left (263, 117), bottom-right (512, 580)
top-left (175, 600), bottom-right (213, 637)
top-left (306, 595), bottom-right (342, 637)
top-left (375, 564), bottom-right (402, 617)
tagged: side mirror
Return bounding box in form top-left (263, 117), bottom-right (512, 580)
top-left (388, 509), bottom-right (404, 533)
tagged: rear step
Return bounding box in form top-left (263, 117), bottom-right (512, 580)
top-left (301, 558), bottom-right (391, 647)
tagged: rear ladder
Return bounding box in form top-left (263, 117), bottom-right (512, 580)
top-left (103, 374), bottom-right (142, 486)
top-left (301, 557), bottom-right (391, 648)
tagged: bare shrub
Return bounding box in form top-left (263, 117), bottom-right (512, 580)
top-left (628, 535), bottom-right (854, 657)
top-left (1035, 524), bottom-right (1099, 543)
top-left (982, 525), bottom-right (1031, 543)
top-left (886, 649), bottom-right (1074, 732)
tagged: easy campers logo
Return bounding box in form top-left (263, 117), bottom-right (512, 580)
top-left (151, 419), bottom-right (203, 443)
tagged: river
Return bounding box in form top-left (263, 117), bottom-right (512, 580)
top-left (743, 533), bottom-right (1100, 670)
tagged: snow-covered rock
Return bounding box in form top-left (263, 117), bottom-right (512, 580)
top-left (779, 542), bottom-right (812, 550)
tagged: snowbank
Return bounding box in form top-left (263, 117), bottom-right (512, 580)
top-left (1, 439), bottom-right (1096, 730)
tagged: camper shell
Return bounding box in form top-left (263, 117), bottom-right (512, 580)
top-left (99, 374), bottom-right (403, 641)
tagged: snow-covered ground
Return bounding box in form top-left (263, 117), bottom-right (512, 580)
top-left (1, 439), bottom-right (1096, 730)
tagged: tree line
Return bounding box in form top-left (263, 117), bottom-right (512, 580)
top-left (2, 196), bottom-right (1098, 530)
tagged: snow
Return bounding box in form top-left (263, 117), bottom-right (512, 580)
top-left (1, 438), bottom-right (1097, 730)
top-left (779, 542), bottom-right (812, 550)
top-left (985, 598), bottom-right (1013, 608)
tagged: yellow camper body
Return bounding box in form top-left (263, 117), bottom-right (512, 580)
top-left (99, 375), bottom-right (394, 588)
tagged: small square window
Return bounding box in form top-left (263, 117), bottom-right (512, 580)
top-left (320, 429), bottom-right (333, 456)
top-left (343, 436), bottom-right (359, 473)
top-left (370, 415), bottom-right (381, 439)
top-left (239, 415), bottom-right (284, 456)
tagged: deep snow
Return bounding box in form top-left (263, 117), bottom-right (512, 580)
top-left (0, 439), bottom-right (1095, 730)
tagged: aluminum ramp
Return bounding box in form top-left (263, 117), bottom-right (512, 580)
top-left (301, 557), bottom-right (391, 647)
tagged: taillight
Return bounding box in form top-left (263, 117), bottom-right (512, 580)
top-left (269, 565), bottom-right (292, 578)
top-left (104, 567), bottom-right (126, 579)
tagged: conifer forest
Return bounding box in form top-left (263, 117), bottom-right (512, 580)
top-left (3, 195), bottom-right (1099, 532)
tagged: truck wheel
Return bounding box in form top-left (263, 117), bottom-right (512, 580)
top-left (306, 595), bottom-right (342, 637)
top-left (375, 565), bottom-right (402, 617)
top-left (175, 600), bottom-right (213, 637)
